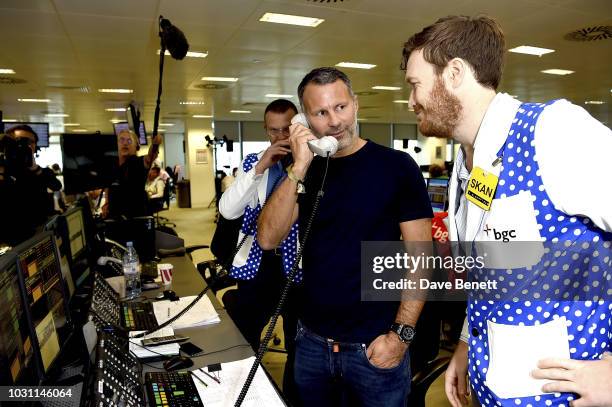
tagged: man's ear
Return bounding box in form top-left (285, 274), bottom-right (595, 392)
top-left (445, 58), bottom-right (468, 89)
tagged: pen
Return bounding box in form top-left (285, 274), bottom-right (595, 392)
top-left (190, 371), bottom-right (207, 387)
top-left (167, 307), bottom-right (170, 318)
top-left (199, 368), bottom-right (221, 384)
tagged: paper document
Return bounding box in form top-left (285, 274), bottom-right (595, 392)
top-left (152, 295), bottom-right (220, 330)
top-left (192, 356), bottom-right (285, 407)
top-left (485, 316), bottom-right (571, 399)
top-left (129, 327), bottom-right (180, 359)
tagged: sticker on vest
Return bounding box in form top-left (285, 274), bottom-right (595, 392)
top-left (484, 316), bottom-right (570, 399)
top-left (466, 167), bottom-right (498, 211)
top-left (476, 191), bottom-right (544, 269)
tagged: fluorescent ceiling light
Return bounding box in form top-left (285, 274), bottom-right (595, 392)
top-left (110, 119), bottom-right (123, 123)
top-left (230, 110), bottom-right (251, 114)
top-left (336, 62), bottom-right (376, 70)
top-left (509, 45), bottom-right (555, 56)
top-left (584, 100), bottom-right (605, 105)
top-left (0, 68), bottom-right (16, 74)
top-left (180, 101), bottom-right (205, 105)
top-left (259, 12), bottom-right (324, 27)
top-left (192, 115), bottom-right (213, 118)
top-left (265, 94), bottom-right (293, 98)
top-left (157, 129), bottom-right (166, 132)
top-left (18, 98), bottom-right (50, 103)
top-left (393, 100), bottom-right (410, 104)
top-left (63, 123), bottom-right (80, 126)
top-left (159, 123), bottom-right (174, 126)
top-left (105, 108), bottom-right (127, 112)
top-left (541, 69), bottom-right (574, 76)
top-left (72, 129), bottom-right (88, 132)
top-left (201, 76), bottom-right (239, 82)
top-left (46, 113), bottom-right (69, 117)
top-left (3, 119), bottom-right (17, 122)
top-left (158, 50), bottom-right (208, 58)
top-left (98, 88), bottom-right (133, 94)
top-left (372, 86), bottom-right (401, 91)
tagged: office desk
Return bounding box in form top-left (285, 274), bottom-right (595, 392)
top-left (141, 255), bottom-right (253, 370)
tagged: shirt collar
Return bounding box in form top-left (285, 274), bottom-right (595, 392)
top-left (472, 92), bottom-right (522, 172)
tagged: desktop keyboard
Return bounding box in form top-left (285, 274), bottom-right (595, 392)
top-left (145, 371), bottom-right (204, 407)
top-left (121, 302), bottom-right (159, 331)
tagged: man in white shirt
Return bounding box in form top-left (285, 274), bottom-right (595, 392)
top-left (402, 15), bottom-right (612, 407)
top-left (218, 98), bottom-right (300, 404)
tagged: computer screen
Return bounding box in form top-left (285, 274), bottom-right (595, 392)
top-left (14, 233), bottom-right (71, 376)
top-left (0, 253), bottom-right (35, 384)
top-left (113, 121), bottom-right (148, 146)
top-left (62, 207), bottom-right (91, 289)
top-left (43, 216), bottom-right (75, 299)
top-left (61, 133), bottom-right (119, 195)
top-left (427, 178), bottom-right (449, 213)
top-left (2, 122), bottom-right (50, 148)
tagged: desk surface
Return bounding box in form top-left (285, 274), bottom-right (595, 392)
top-left (141, 255), bottom-right (253, 370)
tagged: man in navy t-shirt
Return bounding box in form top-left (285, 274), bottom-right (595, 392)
top-left (258, 67), bottom-right (433, 406)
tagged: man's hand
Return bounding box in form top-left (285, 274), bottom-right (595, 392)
top-left (366, 332), bottom-right (408, 369)
top-left (532, 352), bottom-right (612, 407)
top-left (152, 134), bottom-right (162, 145)
top-left (288, 123), bottom-right (317, 179)
top-left (254, 140), bottom-right (291, 175)
top-left (445, 340), bottom-right (470, 407)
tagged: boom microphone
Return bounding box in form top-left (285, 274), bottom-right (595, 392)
top-left (159, 16), bottom-right (189, 60)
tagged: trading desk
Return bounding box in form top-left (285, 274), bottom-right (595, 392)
top-left (140, 255), bottom-right (253, 369)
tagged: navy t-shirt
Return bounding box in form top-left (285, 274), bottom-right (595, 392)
top-left (297, 140), bottom-right (432, 343)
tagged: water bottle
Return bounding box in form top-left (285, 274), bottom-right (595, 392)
top-left (123, 241), bottom-right (141, 299)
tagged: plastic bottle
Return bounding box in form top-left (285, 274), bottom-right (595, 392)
top-left (123, 241), bottom-right (141, 299)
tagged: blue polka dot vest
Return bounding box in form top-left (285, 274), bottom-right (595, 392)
top-left (468, 101), bottom-right (612, 406)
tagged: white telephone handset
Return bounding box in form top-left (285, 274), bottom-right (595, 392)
top-left (291, 113), bottom-right (339, 157)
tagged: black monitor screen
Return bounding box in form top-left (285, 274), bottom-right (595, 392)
top-left (104, 217), bottom-right (156, 263)
top-left (15, 233), bottom-right (71, 376)
top-left (2, 122), bottom-right (50, 148)
top-left (43, 216), bottom-right (76, 299)
top-left (427, 178), bottom-right (449, 213)
top-left (61, 133), bottom-right (119, 195)
top-left (113, 121), bottom-right (147, 146)
top-left (0, 254), bottom-right (35, 384)
top-left (62, 207), bottom-right (90, 288)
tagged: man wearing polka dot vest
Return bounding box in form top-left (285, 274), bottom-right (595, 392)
top-left (403, 16), bottom-right (611, 407)
top-left (218, 99), bottom-right (301, 404)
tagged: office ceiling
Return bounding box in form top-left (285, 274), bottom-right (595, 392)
top-left (0, 0), bottom-right (610, 136)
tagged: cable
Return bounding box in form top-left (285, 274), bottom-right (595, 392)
top-left (235, 153), bottom-right (331, 406)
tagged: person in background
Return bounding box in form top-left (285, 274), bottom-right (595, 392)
top-left (106, 129), bottom-right (161, 218)
top-left (219, 98), bottom-right (301, 405)
top-left (145, 166), bottom-right (165, 199)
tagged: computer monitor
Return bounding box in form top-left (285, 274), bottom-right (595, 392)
top-left (60, 133), bottom-right (119, 195)
top-left (113, 121), bottom-right (148, 146)
top-left (13, 232), bottom-right (72, 379)
top-left (43, 216), bottom-right (75, 299)
top-left (0, 253), bottom-right (36, 385)
top-left (62, 207), bottom-right (91, 289)
top-left (2, 122), bottom-right (50, 148)
top-left (427, 178), bottom-right (449, 213)
top-left (104, 216), bottom-right (156, 262)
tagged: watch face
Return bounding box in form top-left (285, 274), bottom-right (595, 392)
top-left (400, 326), bottom-right (415, 342)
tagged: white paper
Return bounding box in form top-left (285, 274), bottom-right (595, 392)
top-left (128, 327), bottom-right (180, 359)
top-left (485, 316), bottom-right (571, 399)
top-left (192, 356), bottom-right (285, 407)
top-left (152, 295), bottom-right (221, 330)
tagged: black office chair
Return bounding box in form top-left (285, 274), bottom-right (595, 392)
top-left (149, 181), bottom-right (176, 229)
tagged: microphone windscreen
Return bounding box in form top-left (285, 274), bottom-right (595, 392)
top-left (160, 18), bottom-right (189, 60)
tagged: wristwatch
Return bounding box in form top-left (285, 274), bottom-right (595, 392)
top-left (390, 323), bottom-right (416, 344)
top-left (287, 165), bottom-right (306, 194)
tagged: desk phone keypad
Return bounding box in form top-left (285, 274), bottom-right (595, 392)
top-left (145, 371), bottom-right (204, 407)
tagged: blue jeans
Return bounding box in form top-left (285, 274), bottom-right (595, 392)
top-left (294, 322), bottom-right (411, 407)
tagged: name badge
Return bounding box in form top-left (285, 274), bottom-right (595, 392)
top-left (466, 166), bottom-right (498, 211)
